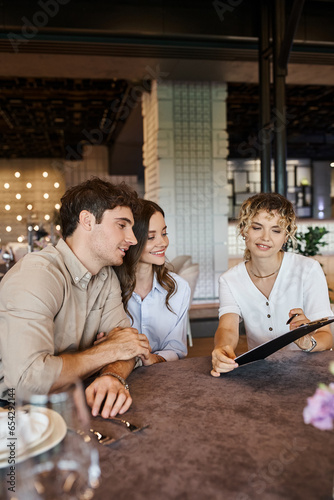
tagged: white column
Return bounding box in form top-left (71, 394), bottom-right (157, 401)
top-left (142, 81), bottom-right (229, 300)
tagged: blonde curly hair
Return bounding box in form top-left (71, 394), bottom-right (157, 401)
top-left (237, 193), bottom-right (297, 261)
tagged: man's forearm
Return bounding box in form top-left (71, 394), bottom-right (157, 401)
top-left (49, 342), bottom-right (125, 392)
top-left (99, 358), bottom-right (136, 380)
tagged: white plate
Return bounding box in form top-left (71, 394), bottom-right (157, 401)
top-left (0, 408), bottom-right (67, 468)
top-left (0, 407), bottom-right (53, 459)
top-left (0, 412), bottom-right (12, 453)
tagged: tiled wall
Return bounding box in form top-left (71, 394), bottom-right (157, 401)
top-left (173, 83), bottom-right (215, 298)
top-left (294, 220), bottom-right (334, 254)
top-left (142, 81), bottom-right (229, 300)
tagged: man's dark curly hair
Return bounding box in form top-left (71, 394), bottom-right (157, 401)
top-left (60, 177), bottom-right (140, 238)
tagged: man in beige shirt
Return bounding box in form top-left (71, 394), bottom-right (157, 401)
top-left (0, 177), bottom-right (151, 418)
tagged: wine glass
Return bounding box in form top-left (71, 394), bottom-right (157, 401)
top-left (0, 246), bottom-right (4, 279)
top-left (12, 382), bottom-right (101, 499)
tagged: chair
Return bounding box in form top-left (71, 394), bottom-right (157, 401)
top-left (178, 263), bottom-right (200, 347)
top-left (169, 255), bottom-right (192, 274)
top-left (7, 242), bottom-right (28, 262)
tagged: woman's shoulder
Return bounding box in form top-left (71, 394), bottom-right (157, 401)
top-left (169, 271), bottom-right (191, 290)
top-left (219, 261), bottom-right (247, 282)
top-left (283, 251), bottom-right (320, 270)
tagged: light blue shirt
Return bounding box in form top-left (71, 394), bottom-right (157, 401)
top-left (128, 272), bottom-right (191, 361)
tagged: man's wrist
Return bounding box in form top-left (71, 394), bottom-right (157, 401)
top-left (98, 371), bottom-right (130, 390)
top-left (134, 356), bottom-right (143, 369)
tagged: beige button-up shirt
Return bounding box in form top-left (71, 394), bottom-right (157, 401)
top-left (0, 239), bottom-right (130, 396)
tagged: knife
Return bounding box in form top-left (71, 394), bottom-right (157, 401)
top-left (235, 316), bottom-right (334, 366)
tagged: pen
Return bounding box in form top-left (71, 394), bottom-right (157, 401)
top-left (286, 313), bottom-right (299, 325)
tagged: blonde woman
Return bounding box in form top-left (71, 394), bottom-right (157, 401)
top-left (212, 193), bottom-right (333, 376)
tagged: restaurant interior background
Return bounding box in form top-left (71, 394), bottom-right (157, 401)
top-left (1, 0), bottom-right (334, 302)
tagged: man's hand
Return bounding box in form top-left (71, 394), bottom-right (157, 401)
top-left (94, 331), bottom-right (108, 345)
top-left (211, 345), bottom-right (238, 377)
top-left (50, 329), bottom-right (146, 393)
top-left (98, 326), bottom-right (151, 361)
top-left (85, 375), bottom-right (132, 418)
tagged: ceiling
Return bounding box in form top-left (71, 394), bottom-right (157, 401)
top-left (228, 83), bottom-right (334, 160)
top-left (1, 1), bottom-right (334, 164)
top-left (0, 76), bottom-right (136, 158)
top-left (1, 77), bottom-right (334, 163)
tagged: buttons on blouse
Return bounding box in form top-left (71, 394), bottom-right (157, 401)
top-left (265, 301), bottom-right (273, 331)
top-left (132, 293), bottom-right (142, 304)
top-left (74, 277), bottom-right (79, 282)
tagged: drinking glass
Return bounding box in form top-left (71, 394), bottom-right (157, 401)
top-left (2, 248), bottom-right (13, 270)
top-left (11, 382), bottom-right (101, 499)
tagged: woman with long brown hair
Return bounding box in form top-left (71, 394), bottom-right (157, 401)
top-left (114, 199), bottom-right (190, 365)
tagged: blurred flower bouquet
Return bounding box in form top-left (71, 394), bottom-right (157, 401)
top-left (303, 361), bottom-right (334, 430)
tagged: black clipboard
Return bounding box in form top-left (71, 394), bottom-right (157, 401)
top-left (234, 316), bottom-right (334, 366)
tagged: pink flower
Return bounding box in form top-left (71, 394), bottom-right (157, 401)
top-left (303, 383), bottom-right (334, 431)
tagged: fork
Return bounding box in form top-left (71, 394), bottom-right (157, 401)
top-left (89, 428), bottom-right (115, 444)
top-left (111, 417), bottom-right (148, 433)
top-left (76, 428), bottom-right (115, 445)
top-left (111, 417), bottom-right (138, 432)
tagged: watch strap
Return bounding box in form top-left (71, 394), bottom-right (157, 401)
top-left (302, 335), bottom-right (317, 352)
top-left (98, 371), bottom-right (129, 390)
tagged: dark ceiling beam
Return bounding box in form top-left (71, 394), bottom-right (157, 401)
top-left (1, 0), bottom-right (333, 46)
top-left (278, 0), bottom-right (305, 70)
top-left (273, 0), bottom-right (287, 196)
top-left (259, 0), bottom-right (272, 193)
top-left (273, 0), bottom-right (305, 196)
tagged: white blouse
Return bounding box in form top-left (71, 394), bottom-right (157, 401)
top-left (218, 252), bottom-right (332, 350)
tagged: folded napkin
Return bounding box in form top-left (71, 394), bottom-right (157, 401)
top-left (0, 412), bottom-right (10, 453)
top-left (20, 409), bottom-right (49, 448)
top-left (0, 408), bottom-right (49, 455)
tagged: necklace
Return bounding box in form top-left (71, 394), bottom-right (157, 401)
top-left (250, 254), bottom-right (283, 279)
top-left (250, 267), bottom-right (280, 279)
